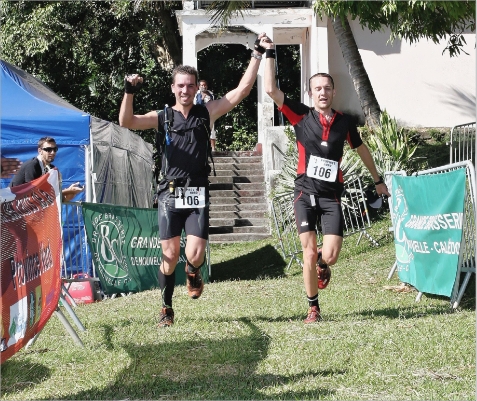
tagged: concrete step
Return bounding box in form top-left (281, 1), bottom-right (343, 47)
top-left (209, 189), bottom-right (266, 198)
top-left (209, 182), bottom-right (265, 191)
top-left (209, 175), bottom-right (264, 183)
top-left (212, 162), bottom-right (263, 170)
top-left (209, 232), bottom-right (271, 243)
top-left (209, 225), bottom-right (270, 234)
top-left (209, 217), bottom-right (269, 227)
top-left (212, 155), bottom-right (263, 163)
top-left (207, 150), bottom-right (270, 243)
top-left (209, 203), bottom-right (267, 212)
top-left (212, 169), bottom-right (261, 177)
top-left (209, 196), bottom-right (266, 205)
top-left (210, 209), bottom-right (267, 219)
top-left (211, 150), bottom-right (262, 157)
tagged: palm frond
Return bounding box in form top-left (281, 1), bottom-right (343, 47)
top-left (206, 1), bottom-right (251, 27)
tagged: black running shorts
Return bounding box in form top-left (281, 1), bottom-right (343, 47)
top-left (157, 188), bottom-right (210, 240)
top-left (293, 189), bottom-right (344, 237)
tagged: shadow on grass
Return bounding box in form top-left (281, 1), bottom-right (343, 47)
top-left (348, 305), bottom-right (455, 320)
top-left (413, 138), bottom-right (449, 169)
top-left (343, 285), bottom-right (476, 321)
top-left (414, 272), bottom-right (476, 311)
top-left (1, 359), bottom-right (51, 394)
top-left (51, 318), bottom-right (339, 400)
top-left (458, 275), bottom-right (476, 310)
top-left (211, 244), bottom-right (288, 282)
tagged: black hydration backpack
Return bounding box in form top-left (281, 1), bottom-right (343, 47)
top-left (151, 105), bottom-right (216, 204)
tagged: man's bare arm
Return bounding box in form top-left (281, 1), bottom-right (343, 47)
top-left (206, 33), bottom-right (268, 124)
top-left (263, 38), bottom-right (284, 108)
top-left (356, 144), bottom-right (390, 197)
top-left (119, 75), bottom-right (158, 130)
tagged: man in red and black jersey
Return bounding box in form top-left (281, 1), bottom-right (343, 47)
top-left (120, 33), bottom-right (270, 328)
top-left (263, 38), bottom-right (390, 324)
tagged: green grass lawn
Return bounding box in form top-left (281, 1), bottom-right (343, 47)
top-left (1, 213), bottom-right (475, 400)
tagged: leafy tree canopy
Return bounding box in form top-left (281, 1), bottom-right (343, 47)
top-left (2, 1), bottom-right (296, 149)
top-left (1, 0), bottom-right (175, 143)
top-left (313, 0), bottom-right (476, 56)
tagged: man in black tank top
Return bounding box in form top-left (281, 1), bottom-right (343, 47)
top-left (119, 32), bottom-right (270, 327)
top-left (263, 38), bottom-right (390, 325)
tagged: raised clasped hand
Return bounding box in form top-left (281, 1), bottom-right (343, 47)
top-left (260, 35), bottom-right (273, 49)
top-left (126, 74), bottom-right (143, 85)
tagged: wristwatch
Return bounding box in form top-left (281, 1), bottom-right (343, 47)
top-left (374, 176), bottom-right (384, 185)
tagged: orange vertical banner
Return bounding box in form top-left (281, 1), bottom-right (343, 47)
top-left (1, 170), bottom-right (63, 363)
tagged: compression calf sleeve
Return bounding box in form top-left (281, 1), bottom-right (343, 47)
top-left (186, 258), bottom-right (206, 274)
top-left (158, 268), bottom-right (175, 308)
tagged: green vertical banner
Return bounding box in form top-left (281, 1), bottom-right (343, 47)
top-left (82, 203), bottom-right (208, 296)
top-left (391, 168), bottom-right (466, 297)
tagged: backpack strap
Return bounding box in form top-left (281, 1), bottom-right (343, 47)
top-left (194, 104), bottom-right (216, 177)
top-left (203, 120), bottom-right (216, 177)
top-left (164, 105), bottom-right (174, 143)
top-left (155, 108), bottom-right (169, 181)
top-left (156, 105), bottom-right (216, 186)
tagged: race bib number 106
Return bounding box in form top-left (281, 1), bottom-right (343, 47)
top-left (175, 187), bottom-right (206, 208)
top-left (306, 155), bottom-right (338, 182)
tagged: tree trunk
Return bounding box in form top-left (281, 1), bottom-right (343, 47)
top-left (332, 17), bottom-right (381, 129)
top-left (154, 3), bottom-right (182, 67)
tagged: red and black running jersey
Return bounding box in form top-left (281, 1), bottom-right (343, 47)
top-left (278, 95), bottom-right (363, 195)
top-left (156, 104), bottom-right (211, 187)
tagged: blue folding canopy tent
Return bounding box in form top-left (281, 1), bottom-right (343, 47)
top-left (1, 59), bottom-right (92, 275)
top-left (1, 59), bottom-right (91, 192)
top-left (1, 59), bottom-right (155, 277)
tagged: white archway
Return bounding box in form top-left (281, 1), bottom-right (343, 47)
top-left (176, 4), bottom-right (328, 146)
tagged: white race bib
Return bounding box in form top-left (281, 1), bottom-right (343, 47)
top-left (306, 155), bottom-right (338, 182)
top-left (174, 187), bottom-right (206, 208)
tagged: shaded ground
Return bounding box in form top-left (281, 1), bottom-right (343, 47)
top-left (411, 129), bottom-right (450, 169)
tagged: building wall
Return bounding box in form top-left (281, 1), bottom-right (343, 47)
top-left (328, 19), bottom-right (476, 128)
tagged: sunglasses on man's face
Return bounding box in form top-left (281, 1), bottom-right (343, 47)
top-left (42, 147), bottom-right (58, 153)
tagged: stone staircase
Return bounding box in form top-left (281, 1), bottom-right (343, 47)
top-left (208, 150), bottom-right (271, 243)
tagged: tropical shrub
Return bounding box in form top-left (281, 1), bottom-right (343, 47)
top-left (342, 110), bottom-right (424, 185)
top-left (271, 125), bottom-right (297, 198)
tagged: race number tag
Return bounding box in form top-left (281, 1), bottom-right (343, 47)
top-left (175, 187), bottom-right (206, 208)
top-left (306, 155), bottom-right (338, 182)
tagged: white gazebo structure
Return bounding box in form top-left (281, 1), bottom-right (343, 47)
top-left (176, 1), bottom-right (323, 185)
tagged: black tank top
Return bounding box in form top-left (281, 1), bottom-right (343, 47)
top-left (156, 104), bottom-right (211, 187)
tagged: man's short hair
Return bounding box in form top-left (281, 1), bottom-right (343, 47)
top-left (199, 80), bottom-right (208, 86)
top-left (308, 73), bottom-right (335, 90)
top-left (172, 65), bottom-right (199, 85)
top-left (38, 137), bottom-right (56, 148)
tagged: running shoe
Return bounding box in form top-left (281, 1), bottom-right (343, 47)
top-left (158, 307), bottom-right (174, 327)
top-left (304, 306), bottom-right (322, 324)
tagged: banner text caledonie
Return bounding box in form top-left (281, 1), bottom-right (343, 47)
top-left (404, 213), bottom-right (463, 230)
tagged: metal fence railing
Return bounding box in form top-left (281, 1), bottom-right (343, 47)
top-left (61, 201), bottom-right (93, 279)
top-left (271, 174), bottom-right (379, 269)
top-left (340, 174), bottom-right (379, 247)
top-left (448, 121), bottom-right (476, 164)
top-left (271, 192), bottom-right (302, 270)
